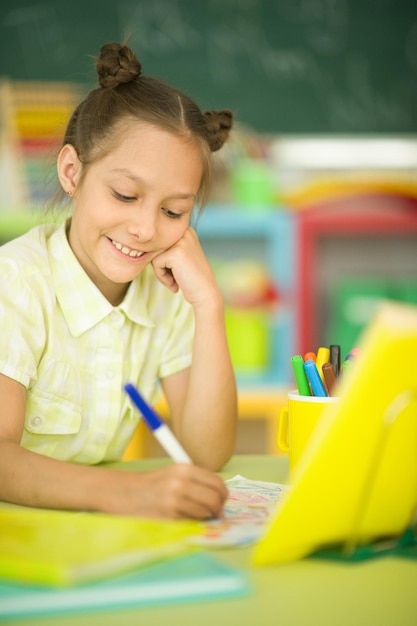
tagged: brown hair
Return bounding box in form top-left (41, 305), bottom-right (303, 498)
top-left (58, 41), bottom-right (233, 209)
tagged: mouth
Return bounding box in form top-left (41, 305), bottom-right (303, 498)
top-left (110, 238), bottom-right (146, 259)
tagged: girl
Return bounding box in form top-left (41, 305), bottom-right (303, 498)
top-left (0, 42), bottom-right (237, 519)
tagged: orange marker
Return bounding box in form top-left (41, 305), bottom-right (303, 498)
top-left (304, 351), bottom-right (316, 362)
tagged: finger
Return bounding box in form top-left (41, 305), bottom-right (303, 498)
top-left (173, 490), bottom-right (225, 520)
top-left (152, 262), bottom-right (179, 292)
top-left (176, 499), bottom-right (223, 520)
top-left (147, 483), bottom-right (218, 520)
top-left (196, 472), bottom-right (229, 502)
top-left (185, 482), bottom-right (227, 520)
top-left (162, 469), bottom-right (227, 519)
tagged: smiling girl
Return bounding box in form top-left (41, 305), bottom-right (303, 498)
top-left (0, 42), bottom-right (236, 519)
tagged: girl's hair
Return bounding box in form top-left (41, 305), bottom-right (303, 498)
top-left (59, 41), bottom-right (233, 208)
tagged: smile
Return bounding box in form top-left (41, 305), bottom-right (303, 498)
top-left (111, 239), bottom-right (145, 258)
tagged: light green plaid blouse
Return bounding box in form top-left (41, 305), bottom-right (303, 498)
top-left (0, 222), bottom-right (194, 464)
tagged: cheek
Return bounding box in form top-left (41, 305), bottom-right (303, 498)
top-left (160, 219), bottom-right (190, 246)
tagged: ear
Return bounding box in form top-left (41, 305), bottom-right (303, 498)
top-left (57, 144), bottom-right (81, 195)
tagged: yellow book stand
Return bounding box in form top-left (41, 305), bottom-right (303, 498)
top-left (253, 300), bottom-right (417, 565)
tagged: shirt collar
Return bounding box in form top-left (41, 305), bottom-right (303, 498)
top-left (48, 221), bottom-right (154, 337)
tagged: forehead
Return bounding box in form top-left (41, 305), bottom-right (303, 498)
top-left (94, 122), bottom-right (204, 191)
top-left (100, 122), bottom-right (201, 169)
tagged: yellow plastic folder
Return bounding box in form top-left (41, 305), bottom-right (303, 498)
top-left (0, 507), bottom-right (201, 586)
top-left (253, 300), bottom-right (417, 566)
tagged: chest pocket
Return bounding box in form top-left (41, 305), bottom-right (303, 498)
top-left (25, 393), bottom-right (82, 435)
top-left (24, 357), bottom-right (83, 436)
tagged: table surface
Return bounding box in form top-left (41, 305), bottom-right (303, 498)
top-left (4, 455), bottom-right (417, 626)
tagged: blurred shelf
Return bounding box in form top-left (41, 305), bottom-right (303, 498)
top-left (196, 204), bottom-right (296, 387)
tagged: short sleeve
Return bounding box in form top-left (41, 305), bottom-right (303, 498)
top-left (157, 294), bottom-right (194, 379)
top-left (0, 259), bottom-right (47, 388)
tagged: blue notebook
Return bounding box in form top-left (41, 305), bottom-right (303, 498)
top-left (0, 552), bottom-right (249, 620)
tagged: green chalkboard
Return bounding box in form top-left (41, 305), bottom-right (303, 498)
top-left (1, 0), bottom-right (417, 133)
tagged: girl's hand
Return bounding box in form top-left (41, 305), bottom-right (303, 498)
top-left (151, 228), bottom-right (221, 309)
top-left (103, 463), bottom-right (228, 520)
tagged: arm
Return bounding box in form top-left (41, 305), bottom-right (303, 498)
top-left (153, 227), bottom-right (238, 471)
top-left (0, 373), bottom-right (227, 518)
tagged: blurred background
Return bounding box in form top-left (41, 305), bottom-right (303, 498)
top-left (1, 0), bottom-right (417, 454)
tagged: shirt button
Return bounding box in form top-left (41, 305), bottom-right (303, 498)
top-left (30, 416), bottom-right (43, 429)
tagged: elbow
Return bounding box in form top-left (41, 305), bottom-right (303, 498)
top-left (191, 435), bottom-right (236, 472)
top-left (195, 454), bottom-right (232, 473)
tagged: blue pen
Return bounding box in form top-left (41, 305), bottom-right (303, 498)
top-left (124, 383), bottom-right (192, 464)
top-left (303, 360), bottom-right (328, 397)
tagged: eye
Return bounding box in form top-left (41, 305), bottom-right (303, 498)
top-left (163, 208), bottom-right (182, 219)
top-left (112, 190), bottom-right (136, 202)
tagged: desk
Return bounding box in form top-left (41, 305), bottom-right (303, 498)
top-left (6, 455), bottom-right (417, 626)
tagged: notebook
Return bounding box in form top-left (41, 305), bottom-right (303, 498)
top-left (0, 507), bottom-right (201, 586)
top-left (252, 300), bottom-right (417, 565)
top-left (0, 552), bottom-right (249, 620)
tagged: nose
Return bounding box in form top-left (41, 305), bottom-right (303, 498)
top-left (127, 205), bottom-right (158, 243)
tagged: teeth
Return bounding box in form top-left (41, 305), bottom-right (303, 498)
top-left (111, 239), bottom-right (144, 258)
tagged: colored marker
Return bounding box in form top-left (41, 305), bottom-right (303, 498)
top-left (304, 360), bottom-right (328, 397)
top-left (315, 346), bottom-right (330, 382)
top-left (124, 383), bottom-right (192, 464)
top-left (329, 344), bottom-right (341, 377)
top-left (291, 355), bottom-right (312, 396)
top-left (341, 359), bottom-right (354, 374)
top-left (322, 362), bottom-right (337, 396)
top-left (304, 351), bottom-right (316, 362)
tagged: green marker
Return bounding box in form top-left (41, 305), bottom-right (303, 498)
top-left (291, 355), bottom-right (312, 396)
top-left (341, 359), bottom-right (354, 374)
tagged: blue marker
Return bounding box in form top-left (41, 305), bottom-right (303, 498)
top-left (124, 383), bottom-right (192, 464)
top-left (303, 360), bottom-right (328, 397)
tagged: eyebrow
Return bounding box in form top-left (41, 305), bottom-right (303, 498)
top-left (110, 168), bottom-right (197, 200)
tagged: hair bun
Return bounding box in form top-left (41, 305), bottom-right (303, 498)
top-left (96, 42), bottom-right (142, 88)
top-left (203, 109), bottom-right (233, 152)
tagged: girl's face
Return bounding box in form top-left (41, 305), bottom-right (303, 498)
top-left (66, 123), bottom-right (203, 305)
